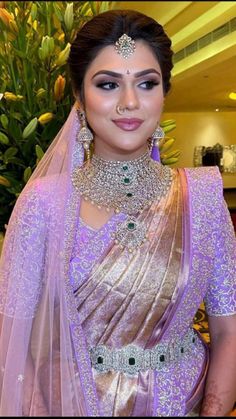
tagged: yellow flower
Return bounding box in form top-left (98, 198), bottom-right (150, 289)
top-left (54, 75), bottom-right (66, 102)
top-left (32, 20), bottom-right (37, 31)
top-left (0, 175), bottom-right (11, 187)
top-left (64, 3), bottom-right (74, 31)
top-left (8, 18), bottom-right (18, 34)
top-left (0, 7), bottom-right (18, 34)
top-left (36, 88), bottom-right (46, 99)
top-left (58, 33), bottom-right (65, 42)
top-left (0, 7), bottom-right (13, 27)
top-left (38, 112), bottom-right (54, 125)
top-left (22, 117), bottom-right (38, 139)
top-left (39, 36), bottom-right (55, 60)
top-left (4, 91), bottom-right (18, 101)
top-left (55, 43), bottom-right (71, 67)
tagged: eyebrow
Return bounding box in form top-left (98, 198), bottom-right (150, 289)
top-left (92, 68), bottom-right (161, 79)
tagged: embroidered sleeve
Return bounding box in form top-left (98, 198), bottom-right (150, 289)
top-left (0, 181), bottom-right (47, 318)
top-left (204, 199), bottom-right (236, 316)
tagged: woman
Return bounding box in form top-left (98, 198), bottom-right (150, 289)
top-left (0, 9), bottom-right (235, 417)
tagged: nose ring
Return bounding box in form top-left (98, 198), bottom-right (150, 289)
top-left (116, 105), bottom-right (126, 115)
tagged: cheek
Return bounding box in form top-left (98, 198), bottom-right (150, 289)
top-left (143, 93), bottom-right (164, 117)
top-left (85, 88), bottom-right (115, 117)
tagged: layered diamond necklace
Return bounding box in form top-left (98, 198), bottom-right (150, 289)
top-left (71, 151), bottom-right (173, 252)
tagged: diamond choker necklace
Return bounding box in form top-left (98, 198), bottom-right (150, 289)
top-left (71, 151), bottom-right (173, 251)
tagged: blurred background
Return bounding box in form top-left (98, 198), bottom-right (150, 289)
top-left (118, 1), bottom-right (236, 229)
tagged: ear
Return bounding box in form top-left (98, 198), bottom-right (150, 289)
top-left (73, 90), bottom-right (84, 111)
top-left (76, 99), bottom-right (83, 111)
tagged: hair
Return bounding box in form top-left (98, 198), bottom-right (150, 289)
top-left (68, 9), bottom-right (173, 102)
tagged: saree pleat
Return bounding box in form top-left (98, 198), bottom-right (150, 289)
top-left (72, 169), bottom-right (184, 416)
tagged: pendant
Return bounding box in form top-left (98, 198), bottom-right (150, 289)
top-left (114, 217), bottom-right (148, 252)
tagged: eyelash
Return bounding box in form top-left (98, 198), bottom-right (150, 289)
top-left (96, 80), bottom-right (159, 90)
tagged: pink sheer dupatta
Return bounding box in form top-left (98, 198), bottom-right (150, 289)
top-left (0, 105), bottom-right (100, 416)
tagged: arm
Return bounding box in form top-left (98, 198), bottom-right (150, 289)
top-left (200, 314), bottom-right (236, 416)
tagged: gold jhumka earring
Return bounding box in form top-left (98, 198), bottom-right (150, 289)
top-left (150, 125), bottom-right (164, 149)
top-left (77, 109), bottom-right (93, 161)
top-left (150, 126), bottom-right (165, 161)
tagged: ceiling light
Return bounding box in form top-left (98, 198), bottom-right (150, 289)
top-left (229, 92), bottom-right (236, 100)
top-left (215, 108), bottom-right (219, 112)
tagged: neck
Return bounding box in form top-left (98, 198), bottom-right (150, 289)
top-left (93, 144), bottom-right (149, 162)
top-left (92, 149), bottom-right (150, 164)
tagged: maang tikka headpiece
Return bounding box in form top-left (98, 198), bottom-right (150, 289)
top-left (115, 34), bottom-right (136, 59)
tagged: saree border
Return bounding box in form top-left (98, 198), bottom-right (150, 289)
top-left (62, 185), bottom-right (100, 417)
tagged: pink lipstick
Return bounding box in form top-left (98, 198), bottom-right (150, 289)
top-left (112, 118), bottom-right (144, 131)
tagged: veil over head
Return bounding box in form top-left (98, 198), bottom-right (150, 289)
top-left (0, 104), bottom-right (101, 416)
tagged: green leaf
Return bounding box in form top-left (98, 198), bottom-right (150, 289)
top-left (23, 166), bottom-right (32, 183)
top-left (22, 117), bottom-right (38, 139)
top-left (10, 113), bottom-right (22, 122)
top-left (5, 157), bottom-right (26, 167)
top-left (4, 147), bottom-right (18, 161)
top-left (99, 2), bottom-right (110, 13)
top-left (0, 132), bottom-right (9, 145)
top-left (53, 3), bottom-right (64, 21)
top-left (35, 144), bottom-right (44, 160)
top-left (8, 120), bottom-right (23, 140)
top-left (89, 1), bottom-right (97, 15)
top-left (0, 114), bottom-right (9, 129)
top-left (81, 2), bottom-right (91, 15)
top-left (31, 3), bottom-right (38, 21)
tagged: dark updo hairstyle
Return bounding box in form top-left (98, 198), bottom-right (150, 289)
top-left (68, 9), bottom-right (173, 102)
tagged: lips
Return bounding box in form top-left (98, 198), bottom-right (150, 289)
top-left (112, 118), bottom-right (144, 131)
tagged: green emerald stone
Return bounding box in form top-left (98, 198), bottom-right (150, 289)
top-left (127, 192), bottom-right (133, 198)
top-left (124, 178), bottom-right (130, 184)
top-left (122, 165), bottom-right (128, 171)
top-left (128, 222), bottom-right (135, 230)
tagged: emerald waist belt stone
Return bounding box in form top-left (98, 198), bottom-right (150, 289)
top-left (89, 328), bottom-right (198, 376)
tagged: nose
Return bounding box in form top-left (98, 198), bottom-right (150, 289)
top-left (120, 85), bottom-right (139, 111)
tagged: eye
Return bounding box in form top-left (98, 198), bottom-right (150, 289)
top-left (139, 80), bottom-right (159, 90)
top-left (96, 81), bottom-right (119, 90)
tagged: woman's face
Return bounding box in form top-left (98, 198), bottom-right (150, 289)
top-left (82, 40), bottom-right (164, 160)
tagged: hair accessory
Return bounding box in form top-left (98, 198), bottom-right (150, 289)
top-left (150, 126), bottom-right (165, 162)
top-left (115, 34), bottom-right (136, 59)
top-left (77, 110), bottom-right (93, 161)
top-left (116, 105), bottom-right (126, 115)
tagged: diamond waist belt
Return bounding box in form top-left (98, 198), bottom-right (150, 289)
top-left (90, 328), bottom-right (198, 376)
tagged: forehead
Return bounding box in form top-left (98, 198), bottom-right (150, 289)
top-left (85, 40), bottom-right (161, 77)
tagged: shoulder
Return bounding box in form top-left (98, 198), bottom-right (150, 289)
top-left (183, 166), bottom-right (222, 187)
top-left (180, 166), bottom-right (223, 199)
top-left (17, 173), bottom-right (67, 206)
top-left (179, 167), bottom-right (224, 224)
top-left (10, 173), bottom-right (67, 226)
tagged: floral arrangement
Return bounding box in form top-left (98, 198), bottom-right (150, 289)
top-left (0, 1), bottom-right (179, 233)
top-left (0, 1), bottom-right (113, 232)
